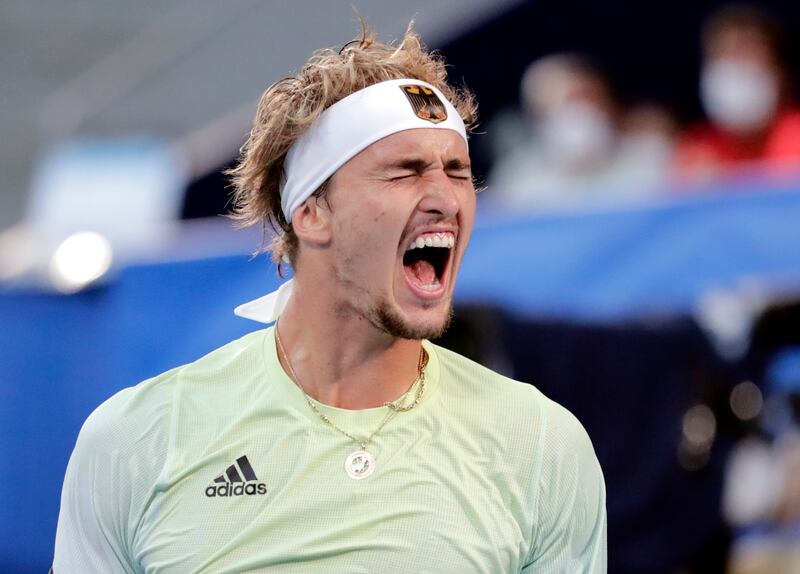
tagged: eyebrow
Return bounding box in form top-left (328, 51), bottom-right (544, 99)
top-left (444, 158), bottom-right (471, 171)
top-left (389, 158), bottom-right (430, 173)
top-left (385, 157), bottom-right (472, 173)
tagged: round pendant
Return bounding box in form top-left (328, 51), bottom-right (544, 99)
top-left (344, 450), bottom-right (375, 480)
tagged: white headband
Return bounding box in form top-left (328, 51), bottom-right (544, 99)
top-left (235, 78), bottom-right (468, 325)
top-left (280, 78), bottom-right (468, 221)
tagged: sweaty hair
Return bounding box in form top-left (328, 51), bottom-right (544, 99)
top-left (227, 23), bottom-right (478, 272)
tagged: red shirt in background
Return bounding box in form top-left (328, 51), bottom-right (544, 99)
top-left (675, 108), bottom-right (800, 181)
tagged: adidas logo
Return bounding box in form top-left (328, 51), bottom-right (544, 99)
top-left (205, 455), bottom-right (268, 497)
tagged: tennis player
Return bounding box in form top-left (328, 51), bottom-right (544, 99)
top-left (53, 25), bottom-right (606, 573)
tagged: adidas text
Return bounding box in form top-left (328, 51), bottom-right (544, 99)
top-left (205, 482), bottom-right (267, 497)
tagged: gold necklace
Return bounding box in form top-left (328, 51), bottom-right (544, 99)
top-left (274, 325), bottom-right (427, 480)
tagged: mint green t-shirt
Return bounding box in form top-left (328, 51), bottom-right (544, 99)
top-left (54, 328), bottom-right (606, 573)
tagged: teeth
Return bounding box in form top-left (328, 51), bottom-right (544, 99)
top-left (406, 232), bottom-right (456, 251)
top-left (418, 278), bottom-right (442, 291)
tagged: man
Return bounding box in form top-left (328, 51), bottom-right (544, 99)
top-left (53, 25), bottom-right (606, 573)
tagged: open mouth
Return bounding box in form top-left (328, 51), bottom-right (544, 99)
top-left (402, 232), bottom-right (454, 294)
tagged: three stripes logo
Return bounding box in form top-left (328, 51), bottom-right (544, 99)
top-left (205, 455), bottom-right (267, 498)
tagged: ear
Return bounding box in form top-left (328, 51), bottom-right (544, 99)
top-left (291, 196), bottom-right (332, 247)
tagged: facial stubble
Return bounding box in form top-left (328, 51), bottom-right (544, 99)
top-left (371, 297), bottom-right (454, 340)
top-left (333, 238), bottom-right (454, 340)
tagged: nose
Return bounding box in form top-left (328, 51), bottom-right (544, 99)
top-left (418, 170), bottom-right (460, 218)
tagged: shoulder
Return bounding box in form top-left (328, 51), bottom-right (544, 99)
top-left (542, 397), bottom-right (602, 480)
top-left (532, 395), bottom-right (605, 520)
top-left (675, 123), bottom-right (724, 158)
top-left (75, 329), bottom-right (269, 469)
top-left (768, 108), bottom-right (800, 156)
top-left (774, 107), bottom-right (800, 128)
top-left (431, 343), bottom-right (600, 475)
top-left (76, 367), bottom-right (178, 459)
top-left (431, 342), bottom-right (544, 412)
top-left (430, 344), bottom-right (606, 563)
top-left (430, 342), bottom-right (596, 446)
top-left (525, 394), bottom-right (607, 570)
top-left (429, 343), bottom-right (561, 465)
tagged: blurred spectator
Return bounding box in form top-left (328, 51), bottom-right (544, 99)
top-left (487, 54), bottom-right (672, 211)
top-left (724, 347), bottom-right (800, 573)
top-left (676, 4), bottom-right (800, 182)
top-left (620, 101), bottom-right (677, 181)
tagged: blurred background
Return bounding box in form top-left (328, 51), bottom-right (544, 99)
top-left (2, 0), bottom-right (800, 572)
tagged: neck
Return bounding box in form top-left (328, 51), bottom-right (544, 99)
top-left (275, 280), bottom-right (423, 410)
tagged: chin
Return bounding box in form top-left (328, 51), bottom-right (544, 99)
top-left (372, 299), bottom-right (453, 340)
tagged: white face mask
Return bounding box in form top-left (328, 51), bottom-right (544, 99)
top-left (701, 59), bottom-right (779, 133)
top-left (539, 101), bottom-right (614, 166)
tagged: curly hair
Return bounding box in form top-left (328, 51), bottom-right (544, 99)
top-left (227, 22), bottom-right (478, 272)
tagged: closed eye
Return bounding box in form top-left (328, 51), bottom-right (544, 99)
top-left (444, 158), bottom-right (472, 181)
top-left (389, 172), bottom-right (416, 181)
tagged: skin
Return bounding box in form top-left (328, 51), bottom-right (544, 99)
top-left (276, 128), bottom-right (475, 409)
top-left (706, 27), bottom-right (780, 73)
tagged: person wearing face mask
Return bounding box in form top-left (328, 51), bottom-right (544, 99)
top-left (676, 4), bottom-right (800, 181)
top-left (485, 54), bottom-right (672, 211)
top-left (488, 54), bottom-right (671, 211)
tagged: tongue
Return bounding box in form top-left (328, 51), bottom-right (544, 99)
top-left (408, 259), bottom-right (436, 284)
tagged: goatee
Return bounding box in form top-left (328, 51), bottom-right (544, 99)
top-left (370, 300), bottom-right (453, 340)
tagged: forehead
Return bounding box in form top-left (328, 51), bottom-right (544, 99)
top-left (349, 128), bottom-right (469, 166)
top-left (707, 26), bottom-right (776, 64)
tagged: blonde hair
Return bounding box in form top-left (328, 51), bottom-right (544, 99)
top-left (227, 23), bottom-right (477, 271)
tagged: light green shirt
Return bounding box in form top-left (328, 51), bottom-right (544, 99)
top-left (54, 327), bottom-right (606, 573)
